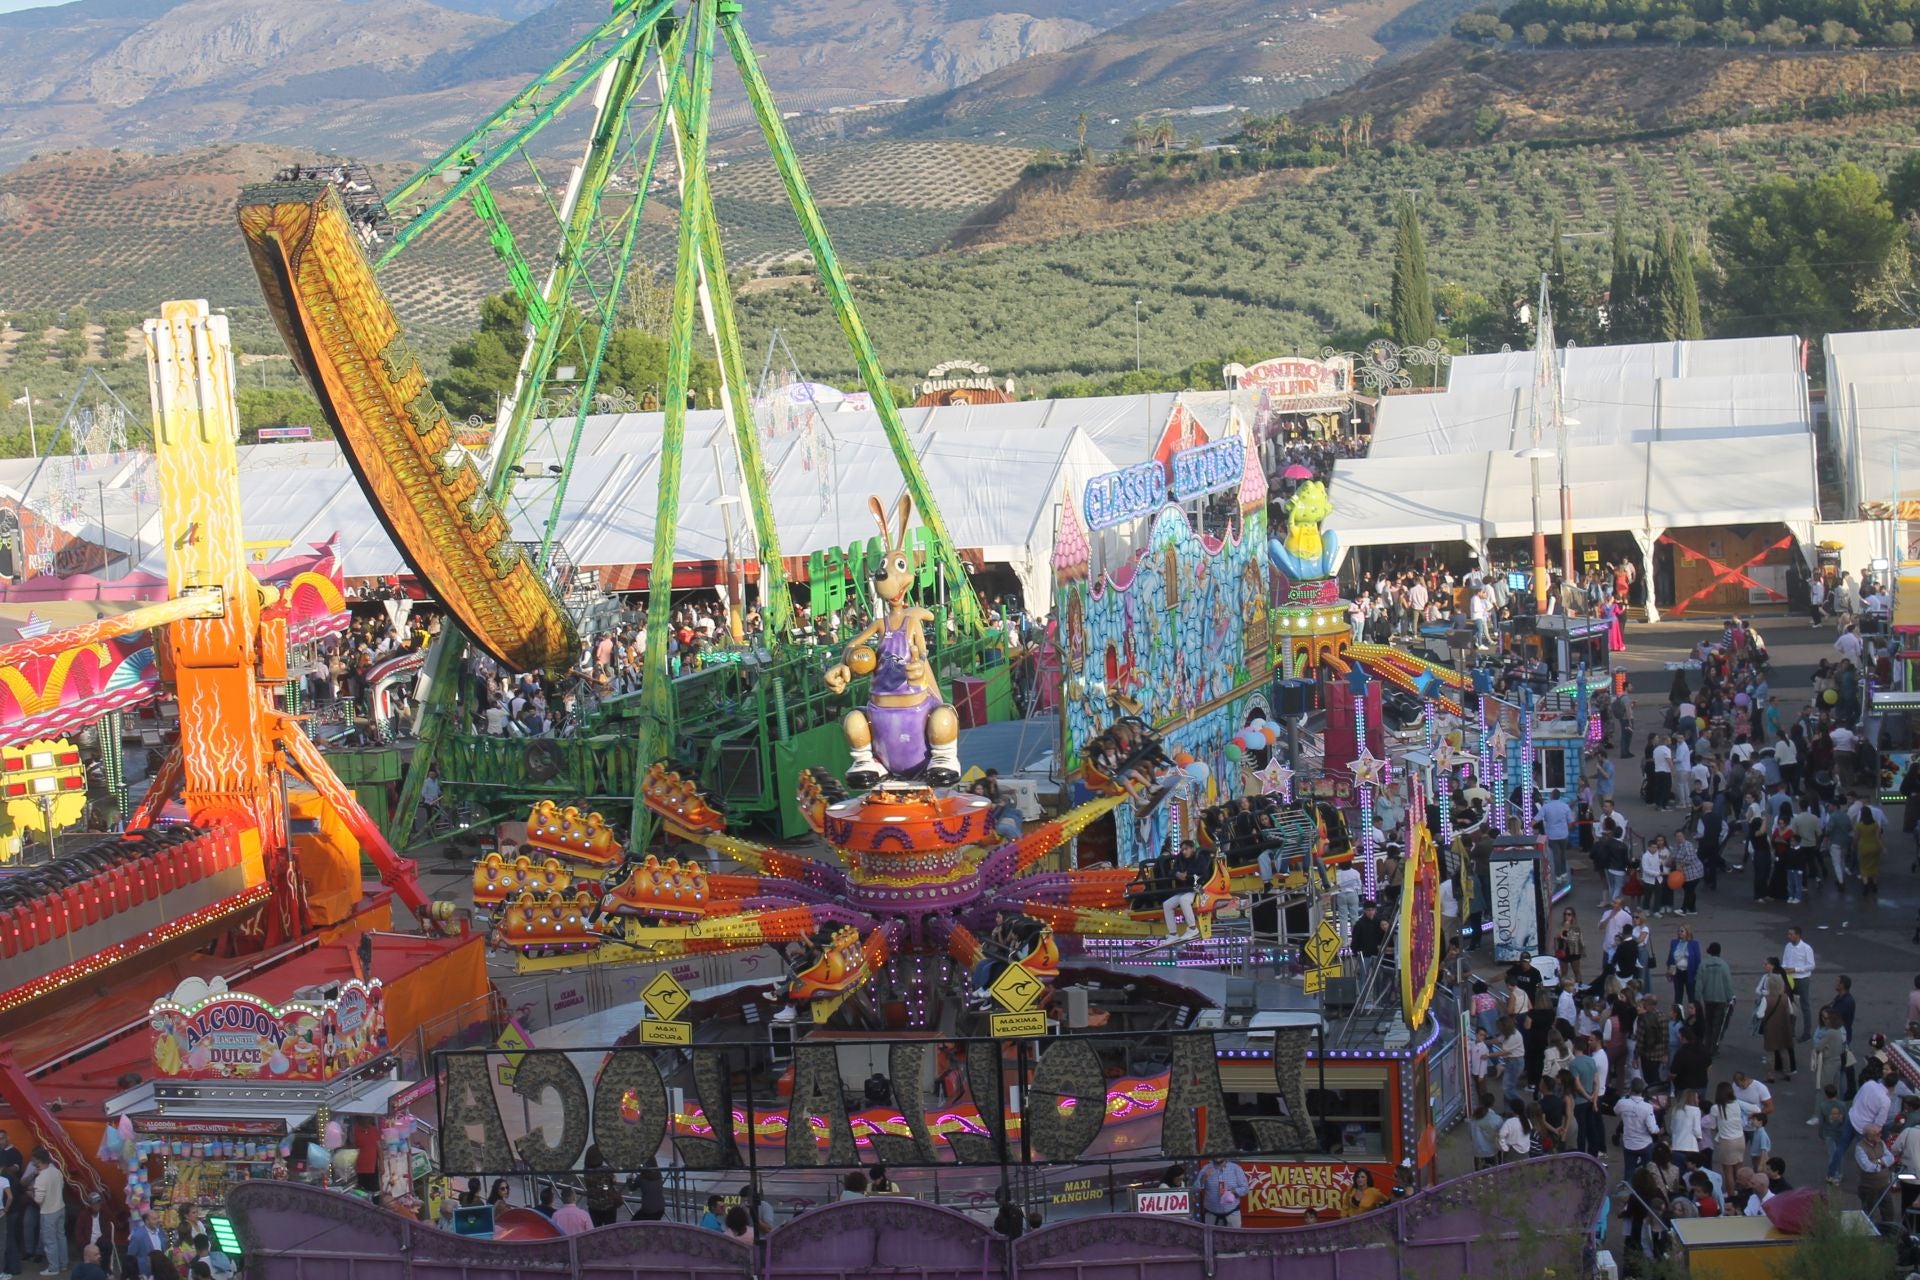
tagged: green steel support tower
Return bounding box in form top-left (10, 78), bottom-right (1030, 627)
top-left (382, 0), bottom-right (986, 845)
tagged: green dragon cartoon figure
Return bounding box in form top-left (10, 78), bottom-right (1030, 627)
top-left (1270, 478), bottom-right (1339, 580)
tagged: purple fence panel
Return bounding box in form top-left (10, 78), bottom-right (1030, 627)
top-left (227, 1156), bottom-right (1604, 1280)
top-left (1015, 1155), bottom-right (1606, 1280)
top-left (763, 1197), bottom-right (1008, 1280)
top-left (225, 1184), bottom-right (753, 1280)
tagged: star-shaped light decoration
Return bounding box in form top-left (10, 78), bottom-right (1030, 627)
top-left (1430, 739), bottom-right (1467, 775)
top-left (1255, 758), bottom-right (1295, 797)
top-left (1348, 748), bottom-right (1387, 788)
top-left (1486, 724), bottom-right (1513, 758)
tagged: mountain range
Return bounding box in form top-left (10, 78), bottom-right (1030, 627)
top-left (0, 0), bottom-right (1201, 168)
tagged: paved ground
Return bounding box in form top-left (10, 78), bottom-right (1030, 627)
top-left (1443, 613), bottom-right (1920, 1244)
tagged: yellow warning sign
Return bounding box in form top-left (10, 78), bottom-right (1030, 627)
top-left (494, 1021), bottom-right (533, 1086)
top-left (990, 1010), bottom-right (1048, 1038)
top-left (1303, 920), bottom-right (1343, 970)
top-left (641, 971), bottom-right (692, 1022)
top-left (640, 1018), bottom-right (692, 1046)
top-left (989, 965), bottom-right (1045, 1013)
top-left (1303, 968), bottom-right (1328, 995)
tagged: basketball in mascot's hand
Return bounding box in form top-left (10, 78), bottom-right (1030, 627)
top-left (848, 645), bottom-right (878, 676)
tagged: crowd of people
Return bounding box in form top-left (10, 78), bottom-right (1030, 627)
top-left (1449, 601), bottom-right (1920, 1272)
top-left (1345, 559), bottom-right (1636, 652)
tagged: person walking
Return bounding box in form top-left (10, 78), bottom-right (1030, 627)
top-left (1781, 927), bottom-right (1816, 1043)
top-left (1697, 941), bottom-right (1734, 1059)
top-left (1666, 926), bottom-right (1701, 1008)
top-left (1674, 835), bottom-right (1705, 915)
top-left (1855, 805), bottom-right (1886, 894)
top-left (1809, 1008), bottom-right (1848, 1125)
top-left (29, 1150), bottom-right (63, 1278)
top-left (1760, 958), bottom-right (1796, 1081)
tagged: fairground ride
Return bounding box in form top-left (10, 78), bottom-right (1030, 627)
top-left (237, 0), bottom-right (997, 849)
top-left (0, 304), bottom-right (464, 1214)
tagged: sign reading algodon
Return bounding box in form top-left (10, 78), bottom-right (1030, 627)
top-left (434, 1028), bottom-right (1316, 1175)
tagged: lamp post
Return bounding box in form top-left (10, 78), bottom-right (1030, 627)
top-left (1133, 299), bottom-right (1142, 372)
top-left (1557, 413), bottom-right (1582, 590)
top-left (1519, 444), bottom-right (1554, 615)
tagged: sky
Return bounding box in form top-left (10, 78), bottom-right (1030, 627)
top-left (0, 0), bottom-right (67, 11)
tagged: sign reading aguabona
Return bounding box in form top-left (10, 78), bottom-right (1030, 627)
top-left (434, 1027), bottom-right (1317, 1175)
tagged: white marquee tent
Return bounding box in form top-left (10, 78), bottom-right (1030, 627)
top-left (0, 396), bottom-right (1177, 615)
top-left (1826, 327), bottom-right (1920, 512)
top-left (1328, 336), bottom-right (1821, 617)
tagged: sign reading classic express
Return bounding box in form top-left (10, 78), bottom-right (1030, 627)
top-left (434, 1027), bottom-right (1318, 1174)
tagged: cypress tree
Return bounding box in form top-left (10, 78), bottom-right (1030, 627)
top-left (1672, 225), bottom-right (1703, 340)
top-left (1653, 223), bottom-right (1682, 341)
top-left (1609, 198), bottom-right (1637, 342)
top-left (1389, 198), bottom-right (1436, 350)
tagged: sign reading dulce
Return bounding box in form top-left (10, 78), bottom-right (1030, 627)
top-left (150, 978), bottom-right (388, 1081)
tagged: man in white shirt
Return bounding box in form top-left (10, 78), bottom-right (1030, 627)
top-left (1732, 1070), bottom-right (1774, 1143)
top-left (1835, 625), bottom-right (1864, 664)
top-left (1616, 1079), bottom-right (1660, 1177)
top-left (1781, 927), bottom-right (1816, 1042)
top-left (1591, 1040), bottom-right (1610, 1098)
top-left (1651, 736), bottom-right (1675, 810)
top-left (1598, 798), bottom-right (1630, 843)
top-left (1837, 1065), bottom-right (1897, 1182)
top-left (1538, 790), bottom-right (1573, 876)
top-left (1470, 587), bottom-right (1494, 647)
top-left (1600, 900), bottom-right (1633, 965)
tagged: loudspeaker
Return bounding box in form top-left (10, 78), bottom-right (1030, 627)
top-left (1323, 976), bottom-right (1359, 1013)
top-left (715, 741), bottom-right (764, 801)
top-left (1062, 985), bottom-right (1090, 1028)
top-left (1276, 678), bottom-right (1313, 717)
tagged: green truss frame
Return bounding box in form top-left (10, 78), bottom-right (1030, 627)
top-left (381, 0), bottom-right (986, 844)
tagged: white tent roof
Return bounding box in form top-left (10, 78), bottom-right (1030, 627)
top-left (0, 394), bottom-right (1174, 609)
top-left (1332, 436), bottom-right (1818, 555)
top-left (1442, 336), bottom-right (1801, 391)
top-left (1825, 328), bottom-right (1920, 510)
top-left (1374, 335), bottom-right (1811, 456)
top-left (1333, 335), bottom-right (1818, 564)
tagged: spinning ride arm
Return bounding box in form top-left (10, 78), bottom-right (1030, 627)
top-left (1346, 643), bottom-right (1469, 717)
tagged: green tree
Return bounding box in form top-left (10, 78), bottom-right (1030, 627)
top-left (1389, 198), bottom-right (1438, 353)
top-left (600, 328), bottom-right (721, 404)
top-left (434, 292), bottom-right (532, 422)
top-left (1608, 196), bottom-right (1642, 341)
top-left (236, 386), bottom-right (331, 441)
top-left (1888, 152), bottom-right (1920, 218)
top-left (1674, 229), bottom-right (1704, 340)
top-left (1710, 162), bottom-right (1901, 336)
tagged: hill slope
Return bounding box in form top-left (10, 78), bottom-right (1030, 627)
top-left (0, 0), bottom-right (1177, 168)
top-left (1294, 38), bottom-right (1920, 145)
top-left (731, 126), bottom-right (1920, 388)
top-left (882, 0), bottom-right (1424, 149)
top-left (0, 140), bottom-right (1036, 339)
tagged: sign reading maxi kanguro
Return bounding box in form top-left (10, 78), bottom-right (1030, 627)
top-left (434, 1028), bottom-right (1319, 1176)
